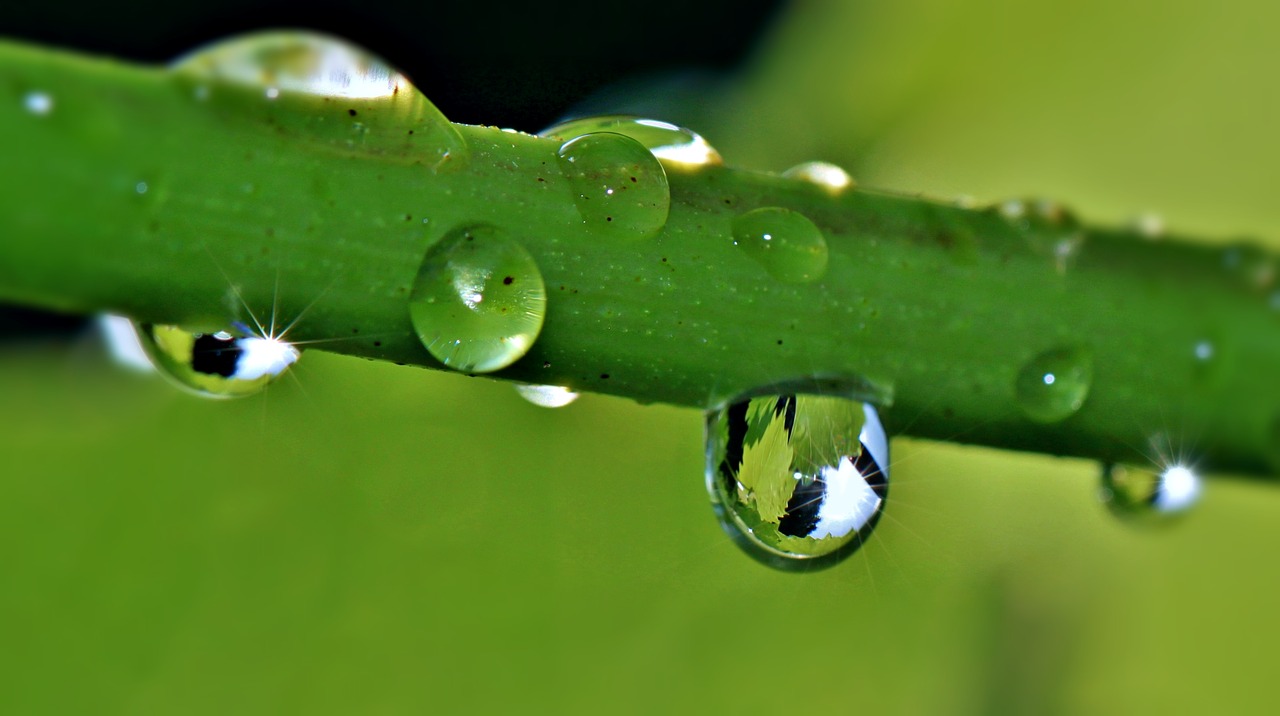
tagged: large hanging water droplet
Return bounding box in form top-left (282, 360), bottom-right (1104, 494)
top-left (409, 224), bottom-right (547, 373)
top-left (556, 133), bottom-right (671, 241)
top-left (706, 394), bottom-right (889, 570)
top-left (514, 384), bottom-right (579, 408)
top-left (782, 161), bottom-right (855, 194)
top-left (540, 115), bottom-right (722, 168)
top-left (172, 32), bottom-right (466, 170)
top-left (136, 323), bottom-right (300, 398)
top-left (1014, 346), bottom-right (1093, 423)
top-left (731, 207), bottom-right (829, 284)
top-left (1101, 462), bottom-right (1202, 522)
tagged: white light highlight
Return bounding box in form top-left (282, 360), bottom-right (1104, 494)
top-left (24, 91), bottom-right (53, 116)
top-left (809, 459), bottom-right (882, 540)
top-left (515, 384), bottom-right (579, 408)
top-left (1154, 464), bottom-right (1202, 513)
top-left (98, 314), bottom-right (155, 372)
top-left (232, 336), bottom-right (300, 380)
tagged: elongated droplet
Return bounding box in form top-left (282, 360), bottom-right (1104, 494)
top-left (541, 115), bottom-right (722, 168)
top-left (782, 161), bottom-right (855, 193)
top-left (706, 394), bottom-right (889, 570)
top-left (515, 384), bottom-right (579, 408)
top-left (556, 133), bottom-right (670, 241)
top-left (1101, 462), bottom-right (1202, 522)
top-left (409, 224), bottom-right (546, 373)
top-left (1014, 346), bottom-right (1093, 423)
top-left (731, 207), bottom-right (829, 284)
top-left (172, 32), bottom-right (465, 170)
top-left (136, 323), bottom-right (300, 398)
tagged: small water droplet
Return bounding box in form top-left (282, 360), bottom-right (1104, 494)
top-left (781, 161), bottom-right (855, 193)
top-left (996, 197), bottom-right (1085, 273)
top-left (409, 224), bottom-right (547, 373)
top-left (1193, 340), bottom-right (1214, 362)
top-left (135, 181), bottom-right (149, 195)
top-left (515, 384), bottom-right (579, 408)
top-left (556, 133), bottom-right (670, 241)
top-left (1101, 462), bottom-right (1202, 522)
top-left (540, 115), bottom-right (722, 168)
top-left (23, 91), bottom-right (53, 116)
top-left (136, 323), bottom-right (300, 398)
top-left (1132, 212), bottom-right (1165, 239)
top-left (1221, 242), bottom-right (1276, 292)
top-left (706, 394), bottom-right (889, 570)
top-left (731, 207), bottom-right (829, 284)
top-left (1014, 346), bottom-right (1093, 423)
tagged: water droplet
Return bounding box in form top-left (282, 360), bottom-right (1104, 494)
top-left (98, 314), bottom-right (156, 372)
top-left (781, 161), bottom-right (855, 193)
top-left (1221, 242), bottom-right (1276, 292)
top-left (1193, 340), bottom-right (1215, 362)
top-left (515, 384), bottom-right (579, 408)
top-left (23, 91), bottom-right (53, 116)
top-left (409, 224), bottom-right (546, 373)
top-left (135, 181), bottom-right (149, 195)
top-left (1014, 346), bottom-right (1093, 423)
top-left (996, 197), bottom-right (1085, 273)
top-left (1101, 462), bottom-right (1202, 522)
top-left (556, 133), bottom-right (670, 242)
top-left (136, 323), bottom-right (300, 398)
top-left (540, 115), bottom-right (722, 168)
top-left (1132, 212), bottom-right (1165, 240)
top-left (706, 394), bottom-right (889, 570)
top-left (731, 207), bottom-right (829, 284)
top-left (172, 32), bottom-right (465, 170)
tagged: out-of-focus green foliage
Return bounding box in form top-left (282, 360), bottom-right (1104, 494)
top-left (1, 1), bottom-right (1277, 714)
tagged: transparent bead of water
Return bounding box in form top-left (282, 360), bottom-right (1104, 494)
top-left (556, 132), bottom-right (671, 242)
top-left (1014, 346), bottom-right (1093, 423)
top-left (408, 224), bottom-right (547, 373)
top-left (514, 384), bottom-right (579, 408)
top-left (23, 91), bottom-right (53, 116)
top-left (1101, 462), bottom-right (1202, 522)
top-left (782, 161), bottom-right (855, 193)
top-left (136, 322), bottom-right (300, 398)
top-left (706, 394), bottom-right (889, 570)
top-left (540, 115), bottom-right (722, 168)
top-left (731, 206), bottom-right (829, 284)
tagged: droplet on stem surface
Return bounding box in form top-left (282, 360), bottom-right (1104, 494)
top-left (540, 115), bottom-right (722, 168)
top-left (706, 393), bottom-right (889, 570)
top-left (408, 224), bottom-right (546, 373)
top-left (1101, 462), bottom-right (1202, 522)
top-left (1014, 346), bottom-right (1093, 423)
top-left (556, 132), bottom-right (671, 241)
top-left (782, 161), bottom-right (855, 193)
top-left (136, 322), bottom-right (300, 398)
top-left (23, 91), bottom-right (53, 116)
top-left (172, 31), bottom-right (466, 170)
top-left (731, 207), bottom-right (829, 284)
top-left (996, 197), bottom-right (1086, 273)
top-left (515, 384), bottom-right (579, 408)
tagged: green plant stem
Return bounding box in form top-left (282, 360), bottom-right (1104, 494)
top-left (1, 39), bottom-right (1276, 476)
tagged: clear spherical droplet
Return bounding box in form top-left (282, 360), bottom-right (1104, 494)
top-left (409, 224), bottom-right (547, 373)
top-left (731, 207), bottom-right (829, 284)
top-left (782, 161), bottom-right (855, 193)
top-left (1101, 462), bottom-right (1202, 522)
top-left (1014, 346), bottom-right (1093, 423)
top-left (541, 115), bottom-right (722, 168)
top-left (137, 323), bottom-right (300, 398)
top-left (706, 394), bottom-right (889, 570)
top-left (514, 384), bottom-right (579, 408)
top-left (23, 90), bottom-right (53, 116)
top-left (556, 132), bottom-right (671, 242)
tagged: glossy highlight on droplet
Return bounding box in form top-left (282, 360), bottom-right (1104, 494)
top-left (782, 161), bottom-right (855, 193)
top-left (1101, 462), bottom-right (1202, 523)
top-left (540, 115), bottom-right (722, 168)
top-left (23, 90), bottom-right (53, 116)
top-left (136, 322), bottom-right (300, 398)
top-left (514, 384), bottom-right (579, 408)
top-left (731, 207), bottom-right (829, 284)
top-left (1014, 346), bottom-right (1093, 423)
top-left (706, 394), bottom-right (889, 570)
top-left (409, 224), bottom-right (546, 373)
top-left (556, 133), bottom-right (671, 242)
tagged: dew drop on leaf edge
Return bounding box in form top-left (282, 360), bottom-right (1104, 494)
top-left (706, 393), bottom-right (889, 571)
top-left (1100, 462), bottom-right (1202, 523)
top-left (1014, 346), bottom-right (1093, 423)
top-left (782, 161), bottom-right (855, 193)
top-left (515, 384), bottom-right (579, 408)
top-left (135, 322), bottom-right (300, 399)
top-left (555, 132), bottom-right (671, 242)
top-left (731, 206), bottom-right (830, 284)
top-left (540, 115), bottom-right (722, 169)
top-left (408, 224), bottom-right (547, 374)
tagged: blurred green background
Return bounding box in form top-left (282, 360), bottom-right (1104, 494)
top-left (2, 1), bottom-right (1278, 714)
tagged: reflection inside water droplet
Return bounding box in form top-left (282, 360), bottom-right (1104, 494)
top-left (514, 384), bottom-right (579, 408)
top-left (706, 393), bottom-right (889, 570)
top-left (556, 132), bottom-right (671, 241)
top-left (540, 115), bottom-right (722, 168)
top-left (408, 224), bottom-right (547, 373)
top-left (731, 206), bottom-right (829, 284)
top-left (1014, 346), bottom-right (1093, 423)
top-left (136, 322), bottom-right (300, 398)
top-left (1101, 462), bottom-right (1202, 522)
